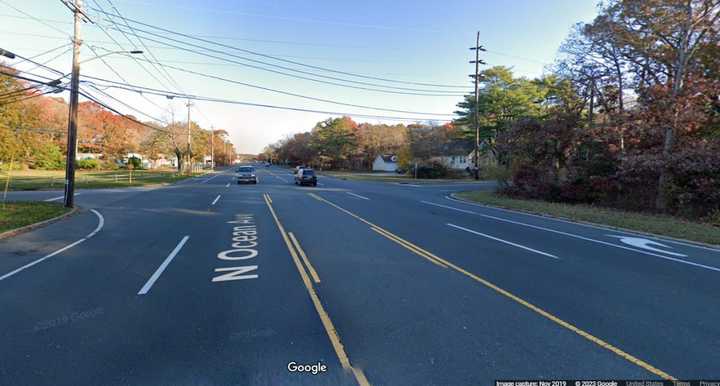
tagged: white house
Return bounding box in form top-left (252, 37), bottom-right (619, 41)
top-left (76, 152), bottom-right (103, 161)
top-left (372, 154), bottom-right (398, 172)
top-left (148, 153), bottom-right (178, 169)
top-left (431, 141), bottom-right (497, 170)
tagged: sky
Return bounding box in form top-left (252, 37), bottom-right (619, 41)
top-left (1, 0), bottom-right (600, 154)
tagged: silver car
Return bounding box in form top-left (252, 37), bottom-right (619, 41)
top-left (236, 166), bottom-right (257, 184)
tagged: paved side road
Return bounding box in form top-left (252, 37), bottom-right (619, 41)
top-left (0, 165), bottom-right (717, 385)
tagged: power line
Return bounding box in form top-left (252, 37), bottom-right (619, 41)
top-left (88, 7), bottom-right (470, 89)
top-left (108, 52), bottom-right (456, 116)
top-left (100, 0), bottom-right (213, 129)
top-left (78, 89), bottom-right (171, 133)
top-left (84, 1), bottom-right (175, 101)
top-left (12, 43), bottom-right (71, 65)
top-left (24, 47), bottom-right (73, 75)
top-left (106, 0), bottom-right (185, 91)
top-left (79, 76), bottom-right (454, 122)
top-left (0, 0), bottom-right (70, 36)
top-left (82, 84), bottom-right (168, 124)
top-left (100, 22), bottom-right (468, 95)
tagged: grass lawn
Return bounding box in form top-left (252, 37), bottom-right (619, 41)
top-left (320, 170), bottom-right (478, 184)
top-left (0, 169), bottom-right (204, 191)
top-left (455, 190), bottom-right (720, 246)
top-left (0, 202), bottom-right (71, 234)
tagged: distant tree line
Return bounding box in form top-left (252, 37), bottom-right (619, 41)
top-left (260, 116), bottom-right (464, 172)
top-left (0, 65), bottom-right (236, 173)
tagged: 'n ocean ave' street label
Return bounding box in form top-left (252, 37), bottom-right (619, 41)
top-left (212, 214), bottom-right (259, 282)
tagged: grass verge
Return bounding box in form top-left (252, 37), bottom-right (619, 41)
top-left (0, 169), bottom-right (204, 191)
top-left (320, 170), bottom-right (477, 184)
top-left (0, 202), bottom-right (71, 234)
top-left (455, 191), bottom-right (720, 246)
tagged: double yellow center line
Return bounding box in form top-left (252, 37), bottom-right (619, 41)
top-left (263, 193), bottom-right (370, 386)
top-left (308, 192), bottom-right (675, 381)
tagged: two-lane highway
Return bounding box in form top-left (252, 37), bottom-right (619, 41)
top-left (0, 165), bottom-right (717, 385)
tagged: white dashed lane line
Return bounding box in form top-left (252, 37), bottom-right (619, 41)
top-left (137, 236), bottom-right (190, 295)
top-left (346, 192), bottom-right (370, 200)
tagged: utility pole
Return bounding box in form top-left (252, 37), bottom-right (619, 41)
top-left (186, 100), bottom-right (192, 174)
top-left (210, 125), bottom-right (214, 170)
top-left (469, 32), bottom-right (486, 181)
top-left (63, 0), bottom-right (84, 208)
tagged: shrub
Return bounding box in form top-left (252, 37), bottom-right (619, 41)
top-left (31, 143), bottom-right (65, 170)
top-left (481, 164), bottom-right (512, 188)
top-left (127, 156), bottom-right (143, 169)
top-left (76, 159), bottom-right (99, 169)
top-left (412, 161), bottom-right (449, 179)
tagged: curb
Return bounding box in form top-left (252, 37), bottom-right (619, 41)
top-left (0, 205), bottom-right (79, 241)
top-left (449, 192), bottom-right (720, 250)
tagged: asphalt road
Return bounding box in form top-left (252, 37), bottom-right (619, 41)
top-left (1, 165), bottom-right (718, 386)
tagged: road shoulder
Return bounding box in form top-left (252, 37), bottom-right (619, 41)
top-left (452, 191), bottom-right (720, 248)
top-left (0, 202), bottom-right (76, 240)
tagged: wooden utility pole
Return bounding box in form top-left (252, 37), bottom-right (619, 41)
top-left (469, 32), bottom-right (486, 180)
top-left (63, 0), bottom-right (84, 208)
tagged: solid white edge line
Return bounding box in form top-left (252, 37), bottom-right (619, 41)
top-left (346, 192), bottom-right (370, 200)
top-left (429, 200), bottom-right (720, 273)
top-left (211, 194), bottom-right (221, 206)
top-left (44, 193), bottom-right (81, 202)
top-left (138, 235), bottom-right (189, 295)
top-left (0, 209), bottom-right (105, 281)
top-left (445, 194), bottom-right (720, 253)
top-left (447, 223), bottom-right (560, 259)
top-left (200, 173), bottom-right (223, 184)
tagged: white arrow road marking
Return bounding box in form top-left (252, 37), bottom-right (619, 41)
top-left (606, 235), bottom-right (687, 257)
top-left (447, 223), bottom-right (559, 260)
top-left (424, 200), bottom-right (720, 273)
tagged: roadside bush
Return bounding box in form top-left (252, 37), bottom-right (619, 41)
top-left (412, 161), bottom-right (449, 179)
top-left (31, 143), bottom-right (64, 170)
top-left (481, 164), bottom-right (512, 189)
top-left (127, 156), bottom-right (142, 170)
top-left (76, 159), bottom-right (99, 169)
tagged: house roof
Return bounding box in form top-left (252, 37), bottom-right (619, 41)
top-left (436, 140), bottom-right (474, 156)
top-left (377, 154), bottom-right (398, 163)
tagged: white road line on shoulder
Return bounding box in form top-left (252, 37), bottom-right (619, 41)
top-left (395, 183), bottom-right (422, 187)
top-left (425, 200), bottom-right (720, 273)
top-left (44, 193), bottom-right (81, 202)
top-left (138, 236), bottom-right (189, 295)
top-left (346, 192), bottom-right (370, 200)
top-left (0, 209), bottom-right (104, 282)
top-left (200, 173), bottom-right (223, 184)
top-left (211, 194), bottom-right (221, 206)
top-left (447, 223), bottom-right (560, 259)
top-left (445, 195), bottom-right (720, 254)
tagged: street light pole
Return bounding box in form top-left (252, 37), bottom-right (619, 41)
top-left (63, 0), bottom-right (82, 208)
